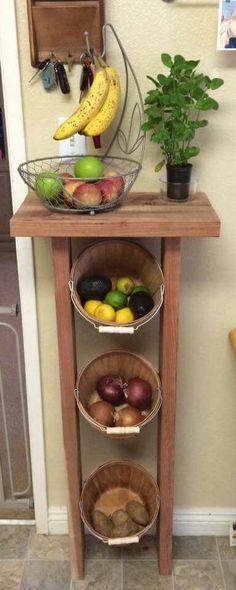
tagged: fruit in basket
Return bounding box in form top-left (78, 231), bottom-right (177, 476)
top-left (129, 292), bottom-right (154, 319)
top-left (53, 65), bottom-right (110, 140)
top-left (74, 156), bottom-right (104, 180)
top-left (89, 401), bottom-right (114, 427)
top-left (35, 172), bottom-right (62, 201)
top-left (126, 501), bottom-right (149, 526)
top-left (115, 307), bottom-right (135, 324)
top-left (97, 374), bottom-right (125, 405)
top-left (77, 275), bottom-right (112, 301)
top-left (104, 289), bottom-right (127, 310)
top-left (95, 178), bottom-right (119, 203)
top-left (94, 303), bottom-right (116, 322)
top-left (84, 300), bottom-right (102, 316)
top-left (63, 179), bottom-right (85, 205)
top-left (82, 61), bottom-right (121, 137)
top-left (59, 172), bottom-right (74, 182)
top-left (92, 510), bottom-right (112, 537)
top-left (114, 406), bottom-right (143, 427)
top-left (116, 277), bottom-right (135, 296)
top-left (106, 172), bottom-right (125, 195)
top-left (124, 377), bottom-right (152, 410)
top-left (131, 285), bottom-right (150, 296)
top-left (73, 183), bottom-right (102, 206)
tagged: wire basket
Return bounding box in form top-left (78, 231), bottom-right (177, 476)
top-left (18, 23), bottom-right (145, 215)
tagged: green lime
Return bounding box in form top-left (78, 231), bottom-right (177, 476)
top-left (35, 172), bottom-right (62, 201)
top-left (131, 285), bottom-right (150, 295)
top-left (104, 289), bottom-right (127, 310)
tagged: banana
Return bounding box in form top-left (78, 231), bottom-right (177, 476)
top-left (81, 66), bottom-right (121, 137)
top-left (53, 68), bottom-right (109, 140)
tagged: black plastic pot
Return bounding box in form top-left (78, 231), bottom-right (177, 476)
top-left (166, 164), bottom-right (192, 201)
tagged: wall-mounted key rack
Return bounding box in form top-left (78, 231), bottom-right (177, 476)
top-left (27, 0), bottom-right (105, 67)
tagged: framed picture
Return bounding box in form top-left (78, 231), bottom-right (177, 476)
top-left (217, 1), bottom-right (236, 49)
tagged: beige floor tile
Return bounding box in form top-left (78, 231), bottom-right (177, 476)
top-left (122, 535), bottom-right (157, 560)
top-left (85, 535), bottom-right (121, 559)
top-left (221, 561), bottom-right (236, 590)
top-left (19, 559), bottom-right (71, 590)
top-left (123, 560), bottom-right (173, 590)
top-left (71, 559), bottom-right (122, 589)
top-left (0, 526), bottom-right (32, 559)
top-left (216, 537), bottom-right (236, 560)
top-left (173, 536), bottom-right (218, 560)
top-left (27, 531), bottom-right (70, 560)
top-left (0, 560), bottom-right (24, 590)
top-left (174, 560), bottom-right (224, 590)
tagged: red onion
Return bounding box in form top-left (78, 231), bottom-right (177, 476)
top-left (115, 406), bottom-right (143, 427)
top-left (124, 377), bottom-right (152, 409)
top-left (97, 374), bottom-right (125, 406)
top-left (89, 401), bottom-right (114, 426)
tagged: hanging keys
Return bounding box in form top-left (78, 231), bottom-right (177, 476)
top-left (54, 60), bottom-right (71, 94)
top-left (66, 51), bottom-right (74, 73)
top-left (41, 62), bottom-right (56, 91)
top-left (28, 58), bottom-right (51, 84)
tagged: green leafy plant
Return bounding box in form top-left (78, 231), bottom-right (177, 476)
top-left (142, 54), bottom-right (224, 172)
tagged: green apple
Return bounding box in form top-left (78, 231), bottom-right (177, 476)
top-left (74, 156), bottom-right (104, 180)
top-left (35, 172), bottom-right (62, 201)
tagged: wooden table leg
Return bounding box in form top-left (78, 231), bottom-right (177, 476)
top-left (158, 237), bottom-right (182, 575)
top-left (52, 237), bottom-right (84, 580)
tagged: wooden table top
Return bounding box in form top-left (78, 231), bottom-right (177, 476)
top-left (10, 192), bottom-right (220, 238)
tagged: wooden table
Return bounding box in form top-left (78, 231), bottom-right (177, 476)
top-left (10, 192), bottom-right (220, 580)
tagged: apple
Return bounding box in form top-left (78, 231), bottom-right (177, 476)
top-left (73, 183), bottom-right (102, 206)
top-left (59, 172), bottom-right (74, 183)
top-left (63, 179), bottom-right (85, 205)
top-left (35, 172), bottom-right (62, 201)
top-left (96, 178), bottom-right (119, 203)
top-left (106, 171), bottom-right (125, 195)
top-left (74, 156), bottom-right (104, 180)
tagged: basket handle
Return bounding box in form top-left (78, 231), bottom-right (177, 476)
top-left (106, 426), bottom-right (140, 434)
top-left (98, 325), bottom-right (135, 334)
top-left (107, 536), bottom-right (139, 546)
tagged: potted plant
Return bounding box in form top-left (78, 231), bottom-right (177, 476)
top-left (142, 54), bottom-right (224, 200)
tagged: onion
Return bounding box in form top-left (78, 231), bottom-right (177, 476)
top-left (124, 377), bottom-right (152, 409)
top-left (115, 406), bottom-right (143, 427)
top-left (97, 374), bottom-right (125, 406)
top-left (89, 401), bottom-right (114, 426)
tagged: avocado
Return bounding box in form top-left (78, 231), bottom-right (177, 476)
top-left (76, 275), bottom-right (112, 301)
top-left (129, 291), bottom-right (154, 319)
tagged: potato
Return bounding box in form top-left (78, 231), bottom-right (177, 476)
top-left (126, 500), bottom-right (149, 526)
top-left (111, 509), bottom-right (130, 527)
top-left (111, 518), bottom-right (134, 538)
top-left (92, 510), bottom-right (112, 537)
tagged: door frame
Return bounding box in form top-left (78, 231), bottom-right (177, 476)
top-left (0, 1), bottom-right (48, 533)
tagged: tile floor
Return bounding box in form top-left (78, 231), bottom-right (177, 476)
top-left (0, 526), bottom-right (236, 589)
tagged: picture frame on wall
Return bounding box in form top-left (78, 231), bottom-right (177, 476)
top-left (217, 0), bottom-right (236, 49)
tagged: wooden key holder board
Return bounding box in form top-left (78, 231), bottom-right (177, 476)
top-left (27, 0), bottom-right (105, 67)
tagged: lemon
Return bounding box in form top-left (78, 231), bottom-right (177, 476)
top-left (116, 277), bottom-right (135, 295)
top-left (104, 290), bottom-right (127, 310)
top-left (94, 303), bottom-right (116, 322)
top-left (84, 300), bottom-right (102, 317)
top-left (116, 307), bottom-right (135, 324)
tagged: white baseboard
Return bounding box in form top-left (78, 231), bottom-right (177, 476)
top-left (48, 506), bottom-right (236, 536)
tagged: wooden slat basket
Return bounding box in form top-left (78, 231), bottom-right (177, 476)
top-left (75, 350), bottom-right (162, 439)
top-left (80, 460), bottom-right (160, 545)
top-left (69, 240), bottom-right (164, 333)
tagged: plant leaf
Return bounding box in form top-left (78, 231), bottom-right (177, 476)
top-left (146, 75), bottom-right (160, 88)
top-left (161, 53), bottom-right (173, 68)
top-left (210, 77), bottom-right (224, 90)
top-left (141, 121), bottom-right (153, 132)
top-left (155, 160), bottom-right (165, 172)
top-left (174, 55), bottom-right (185, 67)
top-left (196, 97), bottom-right (219, 111)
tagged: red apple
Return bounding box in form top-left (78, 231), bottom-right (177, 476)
top-left (96, 178), bottom-right (119, 203)
top-left (106, 171), bottom-right (125, 195)
top-left (63, 179), bottom-right (85, 205)
top-left (59, 172), bottom-right (74, 183)
top-left (73, 183), bottom-right (102, 206)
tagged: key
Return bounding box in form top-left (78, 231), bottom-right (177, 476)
top-left (54, 61), bottom-right (70, 94)
top-left (41, 62), bottom-right (56, 91)
top-left (28, 58), bottom-right (50, 83)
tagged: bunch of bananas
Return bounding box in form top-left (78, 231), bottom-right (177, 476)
top-left (53, 55), bottom-right (121, 141)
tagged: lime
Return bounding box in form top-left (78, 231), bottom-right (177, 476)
top-left (115, 307), bottom-right (135, 324)
top-left (74, 156), bottom-right (104, 180)
top-left (104, 290), bottom-right (127, 310)
top-left (94, 303), bottom-right (116, 322)
top-left (35, 172), bottom-right (62, 201)
top-left (84, 300), bottom-right (102, 317)
top-left (116, 277), bottom-right (135, 295)
top-left (131, 285), bottom-right (150, 295)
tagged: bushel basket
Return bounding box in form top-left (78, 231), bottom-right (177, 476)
top-left (80, 460), bottom-right (160, 545)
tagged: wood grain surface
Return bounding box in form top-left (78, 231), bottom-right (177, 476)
top-left (10, 192), bottom-right (220, 238)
